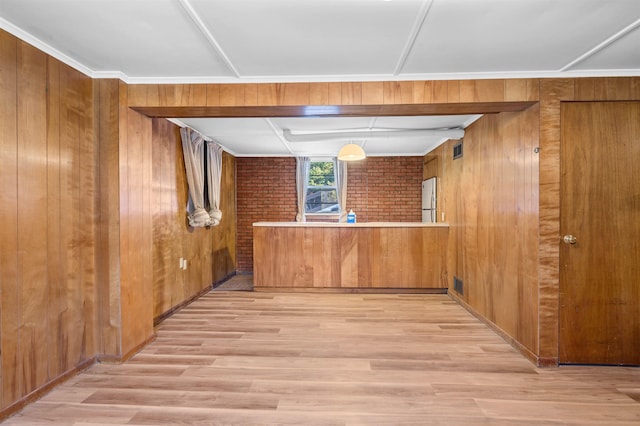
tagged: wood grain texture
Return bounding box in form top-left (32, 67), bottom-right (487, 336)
top-left (423, 144), bottom-right (447, 222)
top-left (95, 79), bottom-right (122, 358)
top-left (119, 102), bottom-right (155, 358)
top-left (5, 290), bottom-right (640, 425)
top-left (131, 101), bottom-right (536, 119)
top-left (45, 57), bottom-right (63, 382)
top-left (538, 79), bottom-right (575, 363)
top-left (439, 105), bottom-right (540, 357)
top-left (0, 29), bottom-right (19, 409)
top-left (128, 79), bottom-right (542, 108)
top-left (0, 29), bottom-right (99, 412)
top-left (17, 40), bottom-right (49, 396)
top-left (423, 150), bottom-right (440, 180)
top-left (59, 59), bottom-right (98, 368)
top-left (151, 118), bottom-right (236, 320)
top-left (253, 226), bottom-right (448, 289)
top-left (534, 77), bottom-right (640, 364)
top-left (559, 102), bottom-right (640, 365)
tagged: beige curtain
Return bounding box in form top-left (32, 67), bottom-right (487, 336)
top-left (333, 157), bottom-right (348, 222)
top-left (295, 156), bottom-right (311, 222)
top-left (206, 140), bottom-right (224, 226)
top-left (180, 127), bottom-right (212, 228)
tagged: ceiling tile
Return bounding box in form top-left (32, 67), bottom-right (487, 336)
top-left (570, 25), bottom-right (640, 71)
top-left (0, 0), bottom-right (234, 77)
top-left (402, 0), bottom-right (640, 74)
top-left (363, 136), bottom-right (448, 156)
top-left (178, 114), bottom-right (478, 157)
top-left (179, 118), bottom-right (291, 156)
top-left (272, 117), bottom-right (375, 132)
top-left (189, 0), bottom-right (424, 76)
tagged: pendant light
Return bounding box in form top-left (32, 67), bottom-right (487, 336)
top-left (337, 143), bottom-right (366, 161)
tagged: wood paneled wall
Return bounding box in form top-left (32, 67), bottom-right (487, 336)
top-left (94, 78), bottom-right (156, 363)
top-left (0, 32), bottom-right (97, 411)
top-left (95, 79), bottom-right (122, 358)
top-left (438, 105), bottom-right (540, 360)
top-left (151, 119), bottom-right (236, 319)
top-left (254, 226), bottom-right (448, 289)
top-left (118, 91), bottom-right (155, 358)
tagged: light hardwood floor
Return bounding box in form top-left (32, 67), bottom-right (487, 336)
top-left (4, 290), bottom-right (640, 425)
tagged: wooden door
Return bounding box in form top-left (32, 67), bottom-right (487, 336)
top-left (559, 101), bottom-right (640, 365)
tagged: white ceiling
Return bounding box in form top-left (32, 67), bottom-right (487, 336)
top-left (1, 0), bottom-right (639, 156)
top-left (176, 115), bottom-right (480, 157)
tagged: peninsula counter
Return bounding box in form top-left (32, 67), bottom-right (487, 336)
top-left (253, 222), bottom-right (448, 291)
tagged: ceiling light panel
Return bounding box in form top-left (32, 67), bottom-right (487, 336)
top-left (403, 0), bottom-right (640, 74)
top-left (0, 0), bottom-right (234, 77)
top-left (189, 0), bottom-right (424, 76)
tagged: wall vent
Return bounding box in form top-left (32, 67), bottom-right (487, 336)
top-left (453, 141), bottom-right (463, 159)
top-left (453, 276), bottom-right (464, 295)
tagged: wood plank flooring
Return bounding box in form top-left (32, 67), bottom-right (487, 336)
top-left (4, 291), bottom-right (640, 425)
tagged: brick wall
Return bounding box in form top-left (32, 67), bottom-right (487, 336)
top-left (346, 157), bottom-right (423, 222)
top-left (236, 157), bottom-right (297, 272)
top-left (236, 156), bottom-right (423, 273)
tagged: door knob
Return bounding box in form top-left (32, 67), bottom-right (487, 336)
top-left (563, 234), bottom-right (577, 244)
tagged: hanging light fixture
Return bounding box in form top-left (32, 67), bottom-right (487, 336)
top-left (337, 143), bottom-right (366, 161)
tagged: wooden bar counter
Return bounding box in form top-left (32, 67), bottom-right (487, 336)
top-left (253, 222), bottom-right (449, 291)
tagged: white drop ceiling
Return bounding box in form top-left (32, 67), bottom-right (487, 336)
top-left (1, 0), bottom-right (639, 156)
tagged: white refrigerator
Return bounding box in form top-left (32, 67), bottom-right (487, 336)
top-left (422, 177), bottom-right (437, 223)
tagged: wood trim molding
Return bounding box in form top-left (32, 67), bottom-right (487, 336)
top-left (98, 334), bottom-right (157, 364)
top-left (0, 357), bottom-right (96, 422)
top-left (153, 280), bottom-right (223, 326)
top-left (131, 101), bottom-right (536, 118)
top-left (254, 287), bottom-right (448, 294)
top-left (449, 292), bottom-right (548, 367)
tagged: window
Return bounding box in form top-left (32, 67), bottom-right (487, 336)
top-left (305, 160), bottom-right (339, 214)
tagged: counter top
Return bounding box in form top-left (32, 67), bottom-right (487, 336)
top-left (253, 221), bottom-right (449, 228)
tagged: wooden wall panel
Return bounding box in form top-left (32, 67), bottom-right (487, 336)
top-left (505, 79), bottom-right (539, 102)
top-left (254, 226), bottom-right (448, 289)
top-left (46, 57), bottom-right (63, 381)
top-left (537, 79), bottom-right (574, 363)
top-left (440, 105), bottom-right (540, 358)
top-left (53, 60), bottom-right (97, 371)
top-left (17, 41), bottom-right (49, 395)
top-left (151, 119), bottom-right (237, 320)
top-left (119, 104), bottom-right (154, 357)
top-left (0, 29), bottom-right (19, 409)
top-left (0, 29), bottom-right (99, 414)
top-left (95, 79), bottom-right (122, 358)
